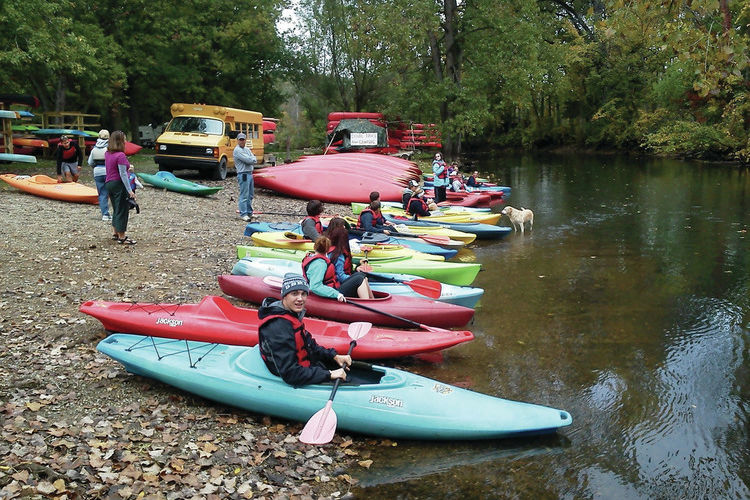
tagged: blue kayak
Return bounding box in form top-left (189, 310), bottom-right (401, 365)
top-left (231, 257), bottom-right (484, 308)
top-left (383, 213), bottom-right (512, 240)
top-left (244, 221), bottom-right (459, 259)
top-left (98, 334), bottom-right (572, 440)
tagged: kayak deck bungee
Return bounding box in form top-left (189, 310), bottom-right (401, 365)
top-left (218, 275), bottom-right (475, 328)
top-left (136, 171), bottom-right (222, 196)
top-left (231, 257), bottom-right (484, 308)
top-left (236, 245), bottom-right (481, 286)
top-left (0, 174), bottom-right (97, 203)
top-left (80, 296), bottom-right (473, 359)
top-left (98, 334), bottom-right (573, 440)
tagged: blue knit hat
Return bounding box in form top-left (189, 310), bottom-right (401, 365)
top-left (281, 273), bottom-right (309, 297)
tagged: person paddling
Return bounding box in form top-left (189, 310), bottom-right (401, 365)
top-left (301, 199), bottom-right (325, 241)
top-left (302, 235), bottom-right (374, 301)
top-left (258, 273), bottom-right (352, 386)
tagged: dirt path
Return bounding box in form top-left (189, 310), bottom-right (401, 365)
top-left (0, 161), bottom-right (373, 498)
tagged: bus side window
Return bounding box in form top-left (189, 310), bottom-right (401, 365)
top-left (225, 123), bottom-right (232, 136)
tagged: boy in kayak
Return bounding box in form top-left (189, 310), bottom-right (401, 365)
top-left (258, 273), bottom-right (352, 386)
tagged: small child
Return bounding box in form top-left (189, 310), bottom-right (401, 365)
top-left (128, 166), bottom-right (143, 192)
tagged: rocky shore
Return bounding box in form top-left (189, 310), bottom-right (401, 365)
top-left (0, 157), bottom-right (379, 499)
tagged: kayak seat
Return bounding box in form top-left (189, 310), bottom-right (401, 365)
top-left (198, 295), bottom-right (253, 323)
top-left (156, 171), bottom-right (177, 181)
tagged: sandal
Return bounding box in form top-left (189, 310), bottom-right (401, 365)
top-left (117, 237), bottom-right (137, 245)
top-left (112, 234), bottom-right (119, 241)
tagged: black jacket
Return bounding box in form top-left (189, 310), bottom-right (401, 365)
top-left (257, 298), bottom-right (337, 386)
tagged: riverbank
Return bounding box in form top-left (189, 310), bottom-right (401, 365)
top-left (0, 157), bottom-right (377, 498)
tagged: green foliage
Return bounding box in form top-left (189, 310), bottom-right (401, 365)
top-left (641, 119), bottom-right (737, 158)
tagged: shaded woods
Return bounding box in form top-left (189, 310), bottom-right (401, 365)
top-left (1, 0), bottom-right (748, 159)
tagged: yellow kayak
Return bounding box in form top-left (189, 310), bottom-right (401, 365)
top-left (338, 216), bottom-right (477, 245)
top-left (249, 231), bottom-right (445, 261)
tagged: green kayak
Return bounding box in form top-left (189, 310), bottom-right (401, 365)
top-left (137, 171), bottom-right (223, 197)
top-left (237, 245), bottom-right (481, 286)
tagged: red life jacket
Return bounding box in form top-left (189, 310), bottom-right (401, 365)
top-left (434, 160), bottom-right (447, 179)
top-left (357, 208), bottom-right (384, 229)
top-left (328, 245), bottom-right (353, 275)
top-left (301, 253), bottom-right (341, 289)
top-left (258, 313), bottom-right (310, 367)
top-left (302, 215), bottom-right (323, 234)
top-left (406, 197), bottom-right (429, 216)
top-left (61, 144), bottom-right (78, 161)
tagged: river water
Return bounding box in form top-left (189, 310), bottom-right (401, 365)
top-left (353, 154), bottom-right (749, 498)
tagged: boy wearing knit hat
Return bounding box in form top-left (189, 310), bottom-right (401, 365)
top-left (257, 273), bottom-right (352, 386)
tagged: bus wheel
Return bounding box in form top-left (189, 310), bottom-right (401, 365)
top-left (213, 158), bottom-right (227, 180)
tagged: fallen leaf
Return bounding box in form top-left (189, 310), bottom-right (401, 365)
top-left (26, 402), bottom-right (42, 411)
top-left (358, 460), bottom-right (373, 469)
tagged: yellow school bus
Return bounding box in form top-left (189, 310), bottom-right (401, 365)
top-left (154, 103), bottom-right (263, 180)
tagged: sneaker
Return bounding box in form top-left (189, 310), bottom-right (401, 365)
top-left (241, 215), bottom-right (252, 222)
top-left (102, 215), bottom-right (112, 221)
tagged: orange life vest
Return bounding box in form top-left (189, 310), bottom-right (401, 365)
top-left (301, 253), bottom-right (341, 289)
top-left (258, 313), bottom-right (310, 367)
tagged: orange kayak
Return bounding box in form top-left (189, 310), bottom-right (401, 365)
top-left (0, 174), bottom-right (98, 204)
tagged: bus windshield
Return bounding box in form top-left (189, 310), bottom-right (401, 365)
top-left (166, 116), bottom-right (224, 135)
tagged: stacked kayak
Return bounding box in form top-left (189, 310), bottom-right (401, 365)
top-left (254, 153), bottom-right (421, 203)
top-left (0, 154), bottom-right (37, 164)
top-left (244, 221), bottom-right (459, 259)
top-left (218, 274), bottom-right (475, 328)
top-left (250, 231), bottom-right (445, 262)
top-left (81, 296), bottom-right (473, 359)
top-left (383, 213), bottom-right (512, 240)
top-left (237, 245), bottom-right (481, 286)
top-left (98, 334), bottom-right (573, 440)
top-left (0, 174), bottom-right (97, 203)
top-left (232, 257), bottom-right (484, 308)
top-left (137, 171), bottom-right (222, 196)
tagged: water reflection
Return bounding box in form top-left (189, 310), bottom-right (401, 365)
top-left (352, 155), bottom-right (749, 498)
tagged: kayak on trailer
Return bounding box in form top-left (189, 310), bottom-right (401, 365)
top-left (218, 274), bottom-right (475, 328)
top-left (0, 110), bottom-right (20, 119)
top-left (0, 154), bottom-right (37, 164)
top-left (98, 334), bottom-right (573, 440)
top-left (32, 128), bottom-right (89, 137)
top-left (250, 231), bottom-right (446, 262)
top-left (0, 174), bottom-right (97, 203)
top-left (231, 257), bottom-right (484, 308)
top-left (243, 221), bottom-right (459, 259)
top-left (136, 171), bottom-right (223, 196)
top-left (236, 245), bottom-right (481, 286)
top-left (81, 296), bottom-right (473, 359)
top-left (383, 213), bottom-right (512, 240)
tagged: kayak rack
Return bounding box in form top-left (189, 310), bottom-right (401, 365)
top-left (123, 335), bottom-right (219, 368)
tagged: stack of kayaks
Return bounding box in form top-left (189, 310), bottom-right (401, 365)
top-left (231, 257), bottom-right (484, 308)
top-left (97, 334), bottom-right (572, 440)
top-left (217, 274), bottom-right (475, 328)
top-left (237, 245), bottom-right (481, 286)
top-left (0, 174), bottom-right (97, 203)
top-left (136, 171), bottom-right (223, 196)
top-left (81, 295), bottom-right (474, 359)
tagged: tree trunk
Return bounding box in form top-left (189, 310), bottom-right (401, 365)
top-left (718, 0), bottom-right (731, 37)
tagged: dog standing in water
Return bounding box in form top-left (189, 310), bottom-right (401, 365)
top-left (501, 206), bottom-right (534, 234)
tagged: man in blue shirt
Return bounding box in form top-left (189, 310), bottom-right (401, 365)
top-left (233, 132), bottom-right (257, 221)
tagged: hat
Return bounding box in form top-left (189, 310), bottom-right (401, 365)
top-left (237, 132), bottom-right (247, 140)
top-left (409, 179), bottom-right (419, 188)
top-left (281, 273), bottom-right (309, 297)
top-left (60, 135), bottom-right (70, 141)
top-left (98, 129), bottom-right (110, 139)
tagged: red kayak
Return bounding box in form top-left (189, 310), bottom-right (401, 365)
top-left (218, 275), bottom-right (475, 328)
top-left (79, 296), bottom-right (474, 359)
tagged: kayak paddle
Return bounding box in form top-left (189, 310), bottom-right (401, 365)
top-left (362, 272), bottom-right (442, 299)
top-left (299, 321), bottom-right (372, 445)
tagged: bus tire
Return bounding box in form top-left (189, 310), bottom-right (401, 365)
top-left (213, 158), bottom-right (227, 180)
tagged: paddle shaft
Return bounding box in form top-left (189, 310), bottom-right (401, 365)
top-left (345, 299), bottom-right (423, 329)
top-left (328, 339), bottom-right (357, 401)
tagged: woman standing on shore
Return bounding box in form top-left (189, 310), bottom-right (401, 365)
top-left (104, 131), bottom-right (137, 245)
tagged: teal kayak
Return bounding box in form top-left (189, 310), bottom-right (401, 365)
top-left (136, 171), bottom-right (223, 196)
top-left (0, 153), bottom-right (37, 163)
top-left (32, 128), bottom-right (89, 137)
top-left (98, 334), bottom-right (572, 440)
top-left (237, 245), bottom-right (481, 286)
top-left (232, 257), bottom-right (484, 308)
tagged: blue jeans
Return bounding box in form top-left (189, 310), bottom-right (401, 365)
top-left (94, 175), bottom-right (110, 216)
top-left (237, 172), bottom-right (254, 216)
